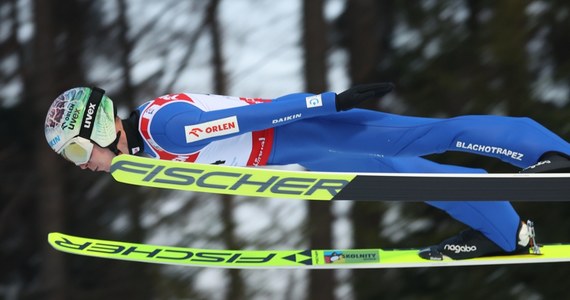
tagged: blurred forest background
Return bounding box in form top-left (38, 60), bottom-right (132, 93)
top-left (2, 0), bottom-right (570, 299)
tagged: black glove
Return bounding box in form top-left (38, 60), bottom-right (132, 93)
top-left (335, 83), bottom-right (394, 111)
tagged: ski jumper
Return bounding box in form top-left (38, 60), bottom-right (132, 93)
top-left (135, 92), bottom-right (570, 252)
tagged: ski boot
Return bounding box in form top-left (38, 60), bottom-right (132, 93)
top-left (419, 220), bottom-right (540, 260)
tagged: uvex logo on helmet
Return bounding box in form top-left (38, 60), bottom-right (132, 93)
top-left (61, 104), bottom-right (80, 130)
top-left (83, 103), bottom-right (97, 129)
top-left (184, 116), bottom-right (240, 143)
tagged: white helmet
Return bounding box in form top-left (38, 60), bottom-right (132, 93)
top-left (45, 87), bottom-right (117, 155)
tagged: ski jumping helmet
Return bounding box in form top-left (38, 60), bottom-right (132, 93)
top-left (45, 87), bottom-right (118, 164)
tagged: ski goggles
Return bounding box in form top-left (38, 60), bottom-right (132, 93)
top-left (60, 136), bottom-right (94, 165)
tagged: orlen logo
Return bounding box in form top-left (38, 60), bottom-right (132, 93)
top-left (443, 244), bottom-right (477, 254)
top-left (185, 116), bottom-right (240, 143)
top-left (188, 128), bottom-right (203, 137)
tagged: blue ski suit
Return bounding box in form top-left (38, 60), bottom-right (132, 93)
top-left (135, 91), bottom-right (570, 252)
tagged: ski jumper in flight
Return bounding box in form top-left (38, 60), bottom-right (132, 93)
top-left (44, 84), bottom-right (570, 260)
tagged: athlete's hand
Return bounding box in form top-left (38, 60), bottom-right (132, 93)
top-left (335, 83), bottom-right (394, 111)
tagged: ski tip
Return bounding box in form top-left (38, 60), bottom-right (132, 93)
top-left (47, 232), bottom-right (61, 248)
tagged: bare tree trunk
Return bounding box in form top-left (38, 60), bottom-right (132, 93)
top-left (303, 0), bottom-right (328, 91)
top-left (338, 1), bottom-right (395, 299)
top-left (220, 194), bottom-right (245, 300)
top-left (340, 0), bottom-right (394, 83)
top-left (302, 1), bottom-right (334, 299)
top-left (118, 0), bottom-right (136, 103)
top-left (32, 0), bottom-right (66, 299)
top-left (207, 1), bottom-right (245, 299)
top-left (208, 0), bottom-right (226, 93)
top-left (117, 1), bottom-right (155, 298)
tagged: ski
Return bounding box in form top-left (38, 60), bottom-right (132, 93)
top-left (111, 155), bottom-right (570, 201)
top-left (49, 232), bottom-right (570, 269)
